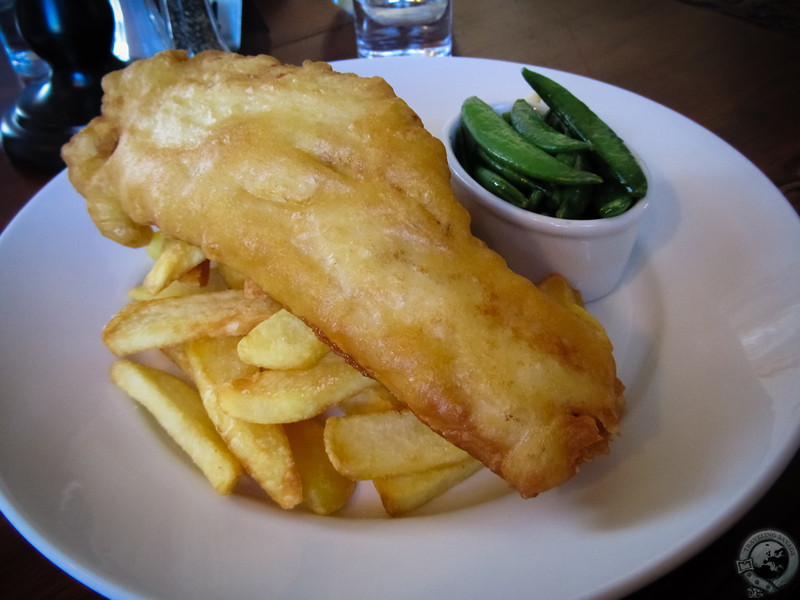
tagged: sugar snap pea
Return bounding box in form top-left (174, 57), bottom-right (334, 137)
top-left (545, 108), bottom-right (565, 132)
top-left (475, 144), bottom-right (540, 194)
top-left (460, 96), bottom-right (603, 186)
top-left (453, 123), bottom-right (468, 166)
top-left (521, 68), bottom-right (648, 198)
top-left (510, 99), bottom-right (591, 154)
top-left (473, 165), bottom-right (532, 209)
top-left (598, 195), bottom-right (633, 218)
top-left (592, 181), bottom-right (634, 218)
top-left (555, 152), bottom-right (593, 219)
top-left (528, 188), bottom-right (546, 212)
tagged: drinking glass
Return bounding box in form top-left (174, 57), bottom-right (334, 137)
top-left (353, 0), bottom-right (452, 58)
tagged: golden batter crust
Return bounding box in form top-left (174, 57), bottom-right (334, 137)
top-left (63, 50), bottom-right (624, 498)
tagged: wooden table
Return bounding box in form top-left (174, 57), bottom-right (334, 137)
top-left (1, 1), bottom-right (798, 597)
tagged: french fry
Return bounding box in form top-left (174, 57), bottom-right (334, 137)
top-left (537, 273), bottom-right (605, 335)
top-left (216, 262), bottom-right (247, 289)
top-left (217, 352), bottom-right (377, 424)
top-left (373, 458), bottom-right (483, 516)
top-left (285, 419), bottom-right (355, 515)
top-left (242, 278), bottom-right (266, 299)
top-left (143, 236), bottom-right (207, 295)
top-left (537, 273), bottom-right (584, 308)
top-left (110, 359), bottom-right (242, 494)
top-left (237, 308), bottom-right (329, 370)
top-left (323, 410), bottom-right (473, 480)
top-left (338, 385), bottom-right (404, 415)
top-left (128, 264), bottom-right (228, 301)
top-left (146, 230), bottom-right (166, 260)
top-left (160, 343), bottom-right (193, 375)
top-left (174, 259), bottom-right (211, 288)
top-left (183, 337), bottom-right (303, 509)
top-left (103, 289), bottom-right (282, 356)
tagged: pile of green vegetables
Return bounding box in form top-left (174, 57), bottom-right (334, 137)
top-left (454, 68), bottom-right (648, 219)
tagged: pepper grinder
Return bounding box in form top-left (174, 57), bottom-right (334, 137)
top-left (1, 0), bottom-right (125, 173)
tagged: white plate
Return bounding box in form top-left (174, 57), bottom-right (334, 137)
top-left (2, 57), bottom-right (800, 600)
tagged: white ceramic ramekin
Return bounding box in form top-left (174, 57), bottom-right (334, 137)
top-left (442, 109), bottom-right (649, 302)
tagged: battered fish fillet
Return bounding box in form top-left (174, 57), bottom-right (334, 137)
top-left (62, 50), bottom-right (624, 498)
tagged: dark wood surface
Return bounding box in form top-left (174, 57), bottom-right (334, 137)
top-left (1, 1), bottom-right (798, 598)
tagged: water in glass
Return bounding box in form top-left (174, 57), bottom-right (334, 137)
top-left (354, 0), bottom-right (452, 58)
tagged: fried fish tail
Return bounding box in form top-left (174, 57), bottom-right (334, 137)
top-left (63, 50), bottom-right (624, 498)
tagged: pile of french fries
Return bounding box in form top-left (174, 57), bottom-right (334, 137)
top-left (105, 232), bottom-right (590, 516)
top-left (106, 233), bottom-right (487, 516)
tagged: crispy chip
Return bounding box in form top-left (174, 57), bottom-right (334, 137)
top-left (143, 236), bottom-right (207, 295)
top-left (103, 289), bottom-right (282, 356)
top-left (323, 410), bottom-right (473, 480)
top-left (285, 419), bottom-right (355, 515)
top-left (110, 359), bottom-right (242, 494)
top-left (237, 309), bottom-right (329, 370)
top-left (242, 278), bottom-right (267, 299)
top-left (217, 352), bottom-right (377, 424)
top-left (338, 385), bottom-right (404, 415)
top-left (373, 458), bottom-right (483, 516)
top-left (537, 274), bottom-right (605, 335)
top-left (537, 273), bottom-right (584, 308)
top-left (146, 230), bottom-right (166, 260)
top-left (216, 263), bottom-right (247, 290)
top-left (183, 337), bottom-right (303, 509)
top-left (128, 265), bottom-right (228, 301)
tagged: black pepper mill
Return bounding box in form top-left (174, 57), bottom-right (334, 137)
top-left (0, 0), bottom-right (125, 174)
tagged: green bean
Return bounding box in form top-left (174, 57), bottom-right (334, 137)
top-left (510, 99), bottom-right (590, 154)
top-left (460, 96), bottom-right (603, 186)
top-left (522, 68), bottom-right (648, 198)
